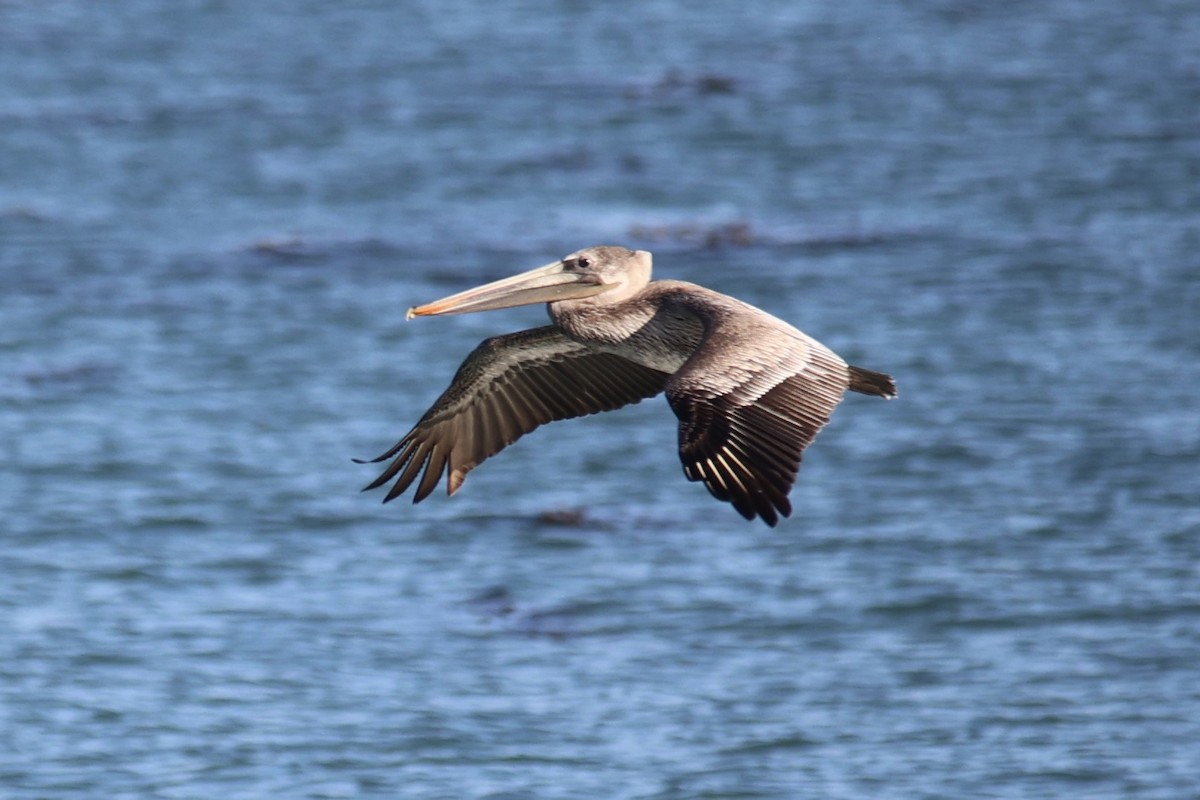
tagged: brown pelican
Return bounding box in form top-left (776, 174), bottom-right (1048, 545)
top-left (359, 246), bottom-right (896, 526)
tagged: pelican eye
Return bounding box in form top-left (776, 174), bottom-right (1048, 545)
top-left (575, 256), bottom-right (591, 269)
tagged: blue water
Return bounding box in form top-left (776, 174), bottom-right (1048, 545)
top-left (3, 1), bottom-right (1199, 798)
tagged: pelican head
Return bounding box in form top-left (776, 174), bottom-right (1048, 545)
top-left (407, 246), bottom-right (653, 319)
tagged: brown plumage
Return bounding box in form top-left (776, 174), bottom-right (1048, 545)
top-left (358, 246), bottom-right (896, 526)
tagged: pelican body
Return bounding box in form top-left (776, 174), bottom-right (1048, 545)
top-left (359, 246), bottom-right (895, 526)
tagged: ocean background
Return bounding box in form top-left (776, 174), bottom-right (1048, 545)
top-left (2, 1), bottom-right (1198, 797)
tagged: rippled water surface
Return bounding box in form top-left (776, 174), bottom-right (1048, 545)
top-left (3, 2), bottom-right (1199, 798)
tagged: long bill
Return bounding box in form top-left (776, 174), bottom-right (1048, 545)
top-left (406, 259), bottom-right (612, 319)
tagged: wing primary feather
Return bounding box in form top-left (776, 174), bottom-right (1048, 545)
top-left (353, 437), bottom-right (408, 465)
top-left (361, 437), bottom-right (417, 491)
top-left (447, 409), bottom-right (479, 495)
top-left (384, 440), bottom-right (432, 502)
top-left (413, 442), bottom-right (448, 503)
top-left (711, 452), bottom-right (759, 521)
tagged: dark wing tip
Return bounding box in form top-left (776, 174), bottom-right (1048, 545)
top-left (682, 455), bottom-right (795, 527)
top-left (353, 438), bottom-right (410, 465)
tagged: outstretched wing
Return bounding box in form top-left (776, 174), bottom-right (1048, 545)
top-left (359, 326), bottom-right (669, 503)
top-left (665, 298), bottom-right (886, 527)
